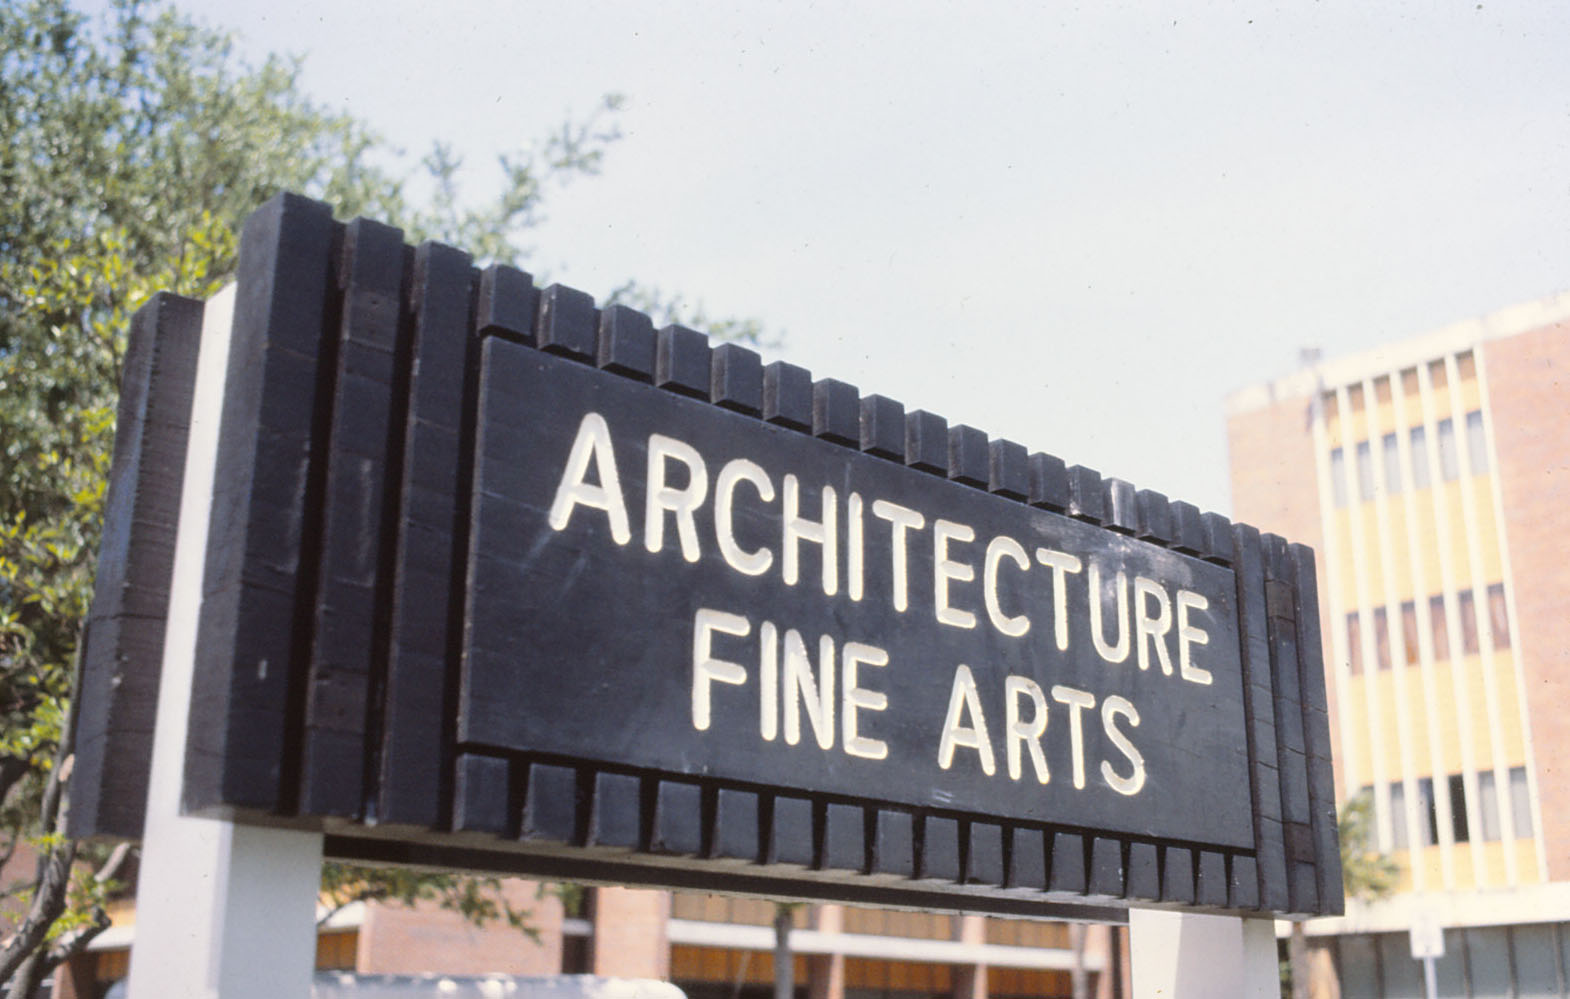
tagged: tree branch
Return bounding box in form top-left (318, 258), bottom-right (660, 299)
top-left (0, 629), bottom-right (85, 984)
top-left (0, 838), bottom-right (76, 985)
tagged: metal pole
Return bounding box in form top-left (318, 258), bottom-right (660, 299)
top-left (1423, 955), bottom-right (1438, 999)
top-left (773, 904), bottom-right (794, 999)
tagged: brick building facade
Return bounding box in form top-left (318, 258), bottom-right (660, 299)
top-left (1227, 291), bottom-right (1570, 995)
top-left (46, 882), bottom-right (1129, 998)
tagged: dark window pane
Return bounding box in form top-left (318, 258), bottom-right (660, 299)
top-left (1374, 607), bottom-right (1391, 670)
top-left (1510, 767), bottom-right (1532, 839)
top-left (1438, 418), bottom-right (1459, 481)
top-left (1466, 926), bottom-right (1512, 999)
top-left (1376, 932), bottom-right (1425, 996)
top-left (1338, 936), bottom-right (1379, 999)
top-left (1466, 410), bottom-right (1488, 475)
top-left (1401, 601), bottom-right (1419, 665)
top-left (1347, 613), bottom-right (1363, 675)
top-left (1418, 777), bottom-right (1437, 846)
top-left (1448, 774), bottom-right (1470, 843)
top-left (1478, 770), bottom-right (1501, 841)
top-left (1487, 583), bottom-right (1509, 649)
top-left (1382, 433), bottom-right (1402, 493)
top-left (1459, 590), bottom-right (1479, 655)
top-left (1389, 781), bottom-right (1408, 850)
top-left (1429, 595), bottom-right (1449, 660)
top-left (1511, 924), bottom-right (1559, 999)
top-left (1330, 447), bottom-right (1348, 507)
top-left (1356, 441), bottom-right (1375, 501)
top-left (1410, 427), bottom-right (1430, 487)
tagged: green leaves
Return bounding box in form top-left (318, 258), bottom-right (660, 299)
top-left (1339, 791), bottom-right (1400, 903)
top-left (319, 862), bottom-right (541, 941)
top-left (0, 0), bottom-right (635, 974)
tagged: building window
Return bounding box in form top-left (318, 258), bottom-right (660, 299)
top-left (1348, 384), bottom-right (1365, 412)
top-left (1429, 595), bottom-right (1449, 660)
top-left (1400, 601), bottom-right (1419, 665)
top-left (1417, 777), bottom-right (1438, 846)
top-left (1329, 447), bottom-right (1348, 507)
top-left (1429, 359), bottom-right (1448, 389)
top-left (1487, 583), bottom-right (1510, 649)
top-left (1373, 607), bottom-right (1391, 671)
top-left (1392, 783), bottom-right (1414, 850)
top-left (1401, 367), bottom-right (1420, 395)
top-left (1437, 418), bottom-right (1460, 481)
top-left (1381, 433), bottom-right (1402, 494)
top-left (1458, 589), bottom-right (1479, 655)
top-left (1478, 770), bottom-right (1502, 841)
top-left (1346, 613), bottom-right (1362, 674)
top-left (1466, 410), bottom-right (1488, 475)
top-left (1456, 350), bottom-right (1476, 381)
top-left (1356, 441), bottom-right (1375, 501)
top-left (1509, 767), bottom-right (1532, 838)
top-left (1410, 426), bottom-right (1430, 487)
top-left (1448, 774), bottom-right (1470, 843)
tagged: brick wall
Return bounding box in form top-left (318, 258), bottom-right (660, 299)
top-left (1482, 318), bottom-right (1570, 881)
top-left (1227, 385), bottom-right (1339, 797)
top-left (356, 877), bottom-right (565, 975)
top-left (591, 886), bottom-right (670, 979)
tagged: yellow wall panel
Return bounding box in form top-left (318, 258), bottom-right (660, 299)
top-left (1462, 662), bottom-right (1495, 770)
top-left (1429, 664), bottom-right (1462, 767)
top-left (1342, 680), bottom-right (1373, 789)
top-left (1358, 508), bottom-right (1387, 596)
top-left (1400, 670), bottom-right (1435, 775)
top-left (1514, 840), bottom-right (1541, 884)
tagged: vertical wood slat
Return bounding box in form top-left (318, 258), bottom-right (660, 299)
top-left (73, 293), bottom-right (205, 838)
top-left (1293, 542), bottom-right (1345, 914)
top-left (375, 241), bottom-right (475, 828)
top-left (187, 192), bottom-right (336, 815)
top-left (1234, 523), bottom-right (1290, 913)
top-left (1265, 532), bottom-right (1319, 915)
top-left (297, 218), bottom-right (407, 817)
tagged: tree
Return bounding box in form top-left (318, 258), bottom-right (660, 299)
top-left (0, 0), bottom-right (690, 990)
top-left (1284, 792), bottom-right (1399, 999)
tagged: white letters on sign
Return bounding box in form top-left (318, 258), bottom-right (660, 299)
top-left (548, 411), bottom-right (1224, 807)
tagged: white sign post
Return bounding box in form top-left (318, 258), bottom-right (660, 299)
top-left (1129, 909), bottom-right (1279, 998)
top-left (125, 286), bottom-right (324, 999)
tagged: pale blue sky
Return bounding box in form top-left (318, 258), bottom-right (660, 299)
top-left (163, 0), bottom-right (1570, 516)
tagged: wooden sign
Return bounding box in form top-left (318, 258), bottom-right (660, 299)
top-left (78, 192), bottom-right (1343, 920)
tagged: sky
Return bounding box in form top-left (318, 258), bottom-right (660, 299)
top-left (164, 0), bottom-right (1570, 517)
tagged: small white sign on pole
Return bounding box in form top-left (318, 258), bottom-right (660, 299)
top-left (1410, 907), bottom-right (1444, 999)
top-left (1409, 908), bottom-right (1445, 960)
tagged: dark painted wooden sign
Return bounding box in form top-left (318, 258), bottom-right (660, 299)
top-left (78, 192), bottom-right (1343, 920)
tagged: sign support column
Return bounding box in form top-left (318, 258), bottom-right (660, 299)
top-left (1128, 909), bottom-right (1279, 998)
top-left (126, 286), bottom-right (323, 999)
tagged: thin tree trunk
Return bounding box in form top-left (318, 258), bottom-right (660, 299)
top-left (1289, 922), bottom-right (1311, 999)
top-left (1069, 923), bottom-right (1090, 999)
top-left (774, 906), bottom-right (794, 999)
top-left (0, 634), bottom-right (85, 987)
top-left (5, 950), bottom-right (46, 999)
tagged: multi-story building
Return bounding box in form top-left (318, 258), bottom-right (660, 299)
top-left (48, 883), bottom-right (1128, 998)
top-left (1227, 291), bottom-right (1570, 995)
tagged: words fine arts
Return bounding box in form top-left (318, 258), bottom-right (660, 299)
top-left (545, 410), bottom-right (1224, 800)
